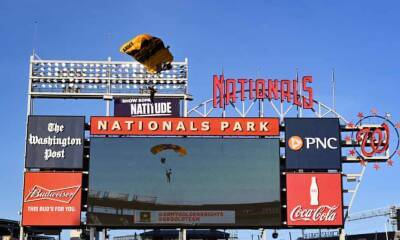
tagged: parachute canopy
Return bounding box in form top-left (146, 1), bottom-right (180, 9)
top-left (150, 144), bottom-right (187, 156)
top-left (120, 34), bottom-right (173, 74)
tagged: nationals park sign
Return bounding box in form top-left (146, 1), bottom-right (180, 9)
top-left (90, 117), bottom-right (280, 136)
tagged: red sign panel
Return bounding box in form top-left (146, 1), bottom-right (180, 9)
top-left (22, 172), bottom-right (82, 226)
top-left (212, 75), bottom-right (314, 109)
top-left (286, 173), bottom-right (343, 227)
top-left (90, 117), bottom-right (280, 136)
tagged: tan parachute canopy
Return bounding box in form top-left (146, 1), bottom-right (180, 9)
top-left (120, 34), bottom-right (173, 73)
top-left (150, 144), bottom-right (187, 157)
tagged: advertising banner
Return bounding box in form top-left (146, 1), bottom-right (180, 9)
top-left (22, 172), bottom-right (82, 226)
top-left (25, 116), bottom-right (85, 169)
top-left (133, 210), bottom-right (235, 224)
top-left (114, 97), bottom-right (180, 117)
top-left (286, 173), bottom-right (343, 227)
top-left (284, 118), bottom-right (341, 170)
top-left (87, 137), bottom-right (281, 227)
top-left (90, 117), bottom-right (280, 136)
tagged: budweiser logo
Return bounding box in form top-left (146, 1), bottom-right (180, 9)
top-left (289, 205), bottom-right (338, 222)
top-left (24, 185), bottom-right (81, 203)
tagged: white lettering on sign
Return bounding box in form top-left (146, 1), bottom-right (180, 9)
top-left (28, 135), bottom-right (82, 147)
top-left (289, 205), bottom-right (338, 222)
top-left (47, 123), bottom-right (64, 133)
top-left (92, 118), bottom-right (278, 135)
top-left (25, 185), bottom-right (81, 204)
top-left (131, 102), bottom-right (172, 116)
top-left (304, 137), bottom-right (338, 149)
top-left (44, 149), bottom-right (65, 161)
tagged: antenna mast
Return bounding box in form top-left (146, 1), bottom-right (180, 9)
top-left (332, 68), bottom-right (336, 111)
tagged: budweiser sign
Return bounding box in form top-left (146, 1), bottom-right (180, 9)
top-left (286, 173), bottom-right (343, 226)
top-left (22, 172), bottom-right (82, 226)
top-left (25, 185), bottom-right (81, 203)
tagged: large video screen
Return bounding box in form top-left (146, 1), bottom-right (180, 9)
top-left (87, 137), bottom-right (281, 228)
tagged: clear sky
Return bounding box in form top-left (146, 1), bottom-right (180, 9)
top-left (1, 0), bottom-right (399, 239)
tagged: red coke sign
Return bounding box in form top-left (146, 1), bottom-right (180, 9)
top-left (286, 173), bottom-right (343, 227)
top-left (22, 172), bottom-right (82, 226)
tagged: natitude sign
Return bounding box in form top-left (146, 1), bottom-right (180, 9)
top-left (22, 172), bottom-right (82, 226)
top-left (114, 97), bottom-right (180, 117)
top-left (286, 173), bottom-right (343, 227)
top-left (90, 117), bottom-right (280, 136)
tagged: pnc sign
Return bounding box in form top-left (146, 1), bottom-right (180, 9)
top-left (286, 173), bottom-right (343, 227)
top-left (285, 118), bottom-right (341, 170)
top-left (288, 136), bottom-right (338, 151)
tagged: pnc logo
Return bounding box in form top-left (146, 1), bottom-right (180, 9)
top-left (288, 136), bottom-right (338, 151)
top-left (288, 136), bottom-right (303, 151)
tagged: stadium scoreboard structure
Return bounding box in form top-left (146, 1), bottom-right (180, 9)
top-left (20, 56), bottom-right (398, 239)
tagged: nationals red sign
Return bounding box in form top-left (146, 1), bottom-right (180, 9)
top-left (213, 75), bottom-right (314, 109)
top-left (286, 173), bottom-right (343, 226)
top-left (90, 117), bottom-right (280, 136)
top-left (22, 172), bottom-right (82, 226)
top-left (356, 123), bottom-right (390, 158)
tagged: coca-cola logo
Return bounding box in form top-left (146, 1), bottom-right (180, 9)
top-left (289, 205), bottom-right (338, 222)
top-left (24, 185), bottom-right (81, 203)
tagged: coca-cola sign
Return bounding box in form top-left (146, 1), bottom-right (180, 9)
top-left (290, 205), bottom-right (338, 222)
top-left (22, 172), bottom-right (82, 226)
top-left (286, 173), bottom-right (343, 226)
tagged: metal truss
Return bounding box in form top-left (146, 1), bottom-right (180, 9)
top-left (187, 93), bottom-right (366, 228)
top-left (347, 205), bottom-right (399, 231)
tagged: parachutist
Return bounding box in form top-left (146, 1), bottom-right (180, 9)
top-left (162, 62), bottom-right (172, 71)
top-left (160, 157), bottom-right (166, 164)
top-left (166, 168), bottom-right (172, 183)
top-left (148, 86), bottom-right (157, 104)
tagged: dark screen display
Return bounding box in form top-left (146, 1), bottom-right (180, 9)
top-left (87, 137), bottom-right (281, 228)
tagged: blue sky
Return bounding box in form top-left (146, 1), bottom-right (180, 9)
top-left (1, 0), bottom-right (399, 239)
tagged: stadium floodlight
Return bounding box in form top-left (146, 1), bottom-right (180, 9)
top-left (30, 57), bottom-right (189, 98)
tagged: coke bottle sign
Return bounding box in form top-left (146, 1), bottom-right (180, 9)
top-left (286, 173), bottom-right (343, 226)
